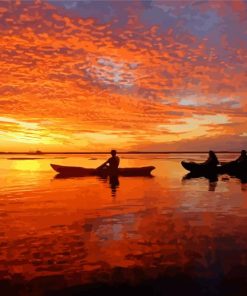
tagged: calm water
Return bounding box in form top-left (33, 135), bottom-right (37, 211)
top-left (1, 153), bottom-right (247, 295)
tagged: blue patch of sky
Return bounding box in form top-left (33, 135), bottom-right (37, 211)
top-left (221, 98), bottom-right (241, 108)
top-left (140, 5), bottom-right (176, 32)
top-left (48, 0), bottom-right (246, 63)
top-left (179, 98), bottom-right (199, 106)
top-left (49, 0), bottom-right (128, 26)
top-left (182, 8), bottom-right (221, 37)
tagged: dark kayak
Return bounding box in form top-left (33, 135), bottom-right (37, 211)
top-left (219, 161), bottom-right (247, 176)
top-left (181, 160), bottom-right (247, 176)
top-left (181, 161), bottom-right (219, 175)
top-left (50, 164), bottom-right (155, 177)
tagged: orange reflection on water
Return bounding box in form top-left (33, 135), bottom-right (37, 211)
top-left (0, 154), bottom-right (247, 294)
top-left (11, 160), bottom-right (41, 171)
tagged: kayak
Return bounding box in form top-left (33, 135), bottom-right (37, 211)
top-left (219, 161), bottom-right (247, 176)
top-left (50, 164), bottom-right (155, 177)
top-left (181, 160), bottom-right (247, 176)
top-left (181, 161), bottom-right (219, 175)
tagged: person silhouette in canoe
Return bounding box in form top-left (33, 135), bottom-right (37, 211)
top-left (97, 150), bottom-right (120, 175)
top-left (220, 150), bottom-right (247, 173)
top-left (203, 150), bottom-right (219, 167)
top-left (235, 150), bottom-right (247, 163)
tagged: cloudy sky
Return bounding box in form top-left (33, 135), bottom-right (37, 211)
top-left (0, 0), bottom-right (246, 151)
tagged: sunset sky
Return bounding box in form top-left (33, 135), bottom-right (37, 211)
top-left (0, 0), bottom-right (246, 152)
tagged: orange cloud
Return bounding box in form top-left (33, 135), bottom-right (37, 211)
top-left (0, 1), bottom-right (246, 151)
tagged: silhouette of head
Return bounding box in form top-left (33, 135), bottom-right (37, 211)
top-left (209, 150), bottom-right (215, 157)
top-left (111, 149), bottom-right (117, 156)
top-left (241, 150), bottom-right (246, 156)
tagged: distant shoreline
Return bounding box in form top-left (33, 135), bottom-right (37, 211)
top-left (0, 151), bottom-right (241, 155)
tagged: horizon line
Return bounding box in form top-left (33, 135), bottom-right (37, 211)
top-left (0, 151), bottom-right (242, 155)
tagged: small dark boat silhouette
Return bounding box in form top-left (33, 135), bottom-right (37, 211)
top-left (219, 161), bottom-right (247, 176)
top-left (181, 161), bottom-right (219, 175)
top-left (181, 160), bottom-right (247, 176)
top-left (50, 164), bottom-right (155, 177)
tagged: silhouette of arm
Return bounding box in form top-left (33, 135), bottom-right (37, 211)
top-left (203, 157), bottom-right (210, 165)
top-left (235, 156), bottom-right (242, 163)
top-left (97, 158), bottom-right (110, 170)
top-left (204, 156), bottom-right (219, 165)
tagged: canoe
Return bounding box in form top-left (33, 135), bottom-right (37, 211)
top-left (50, 164), bottom-right (155, 177)
top-left (181, 160), bottom-right (247, 176)
top-left (219, 161), bottom-right (247, 176)
top-left (181, 161), bottom-right (219, 175)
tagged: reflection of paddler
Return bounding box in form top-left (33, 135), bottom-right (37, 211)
top-left (109, 175), bottom-right (120, 197)
top-left (208, 181), bottom-right (218, 191)
top-left (208, 174), bottom-right (218, 192)
top-left (240, 174), bottom-right (247, 192)
top-left (97, 150), bottom-right (120, 175)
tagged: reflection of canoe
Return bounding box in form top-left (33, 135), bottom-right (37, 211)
top-left (50, 164), bottom-right (155, 177)
top-left (183, 172), bottom-right (218, 182)
top-left (181, 161), bottom-right (218, 175)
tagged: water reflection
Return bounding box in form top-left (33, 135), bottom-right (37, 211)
top-left (109, 175), bottom-right (120, 197)
top-left (97, 174), bottom-right (120, 197)
top-left (208, 179), bottom-right (218, 191)
top-left (238, 175), bottom-right (247, 191)
top-left (11, 159), bottom-right (41, 171)
top-left (221, 174), bottom-right (247, 192)
top-left (1, 154), bottom-right (247, 295)
top-left (182, 172), bottom-right (247, 192)
top-left (182, 173), bottom-right (218, 191)
top-left (54, 173), bottom-right (120, 197)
